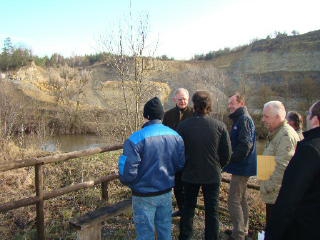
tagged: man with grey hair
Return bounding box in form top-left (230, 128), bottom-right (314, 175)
top-left (260, 100), bottom-right (300, 228)
top-left (163, 88), bottom-right (193, 217)
top-left (266, 100), bottom-right (320, 240)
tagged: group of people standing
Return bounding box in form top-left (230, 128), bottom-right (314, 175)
top-left (118, 87), bottom-right (320, 240)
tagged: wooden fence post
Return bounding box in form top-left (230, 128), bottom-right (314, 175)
top-left (35, 164), bottom-right (45, 240)
top-left (101, 181), bottom-right (109, 202)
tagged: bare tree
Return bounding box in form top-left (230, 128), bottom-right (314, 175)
top-left (98, 9), bottom-right (163, 137)
top-left (47, 65), bottom-right (91, 134)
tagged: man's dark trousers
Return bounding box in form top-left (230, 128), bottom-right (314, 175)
top-left (179, 182), bottom-right (220, 240)
top-left (174, 171), bottom-right (184, 213)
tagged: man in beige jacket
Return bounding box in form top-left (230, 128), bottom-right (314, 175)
top-left (260, 101), bottom-right (300, 228)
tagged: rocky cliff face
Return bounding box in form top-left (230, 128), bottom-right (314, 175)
top-left (231, 51), bottom-right (320, 73)
top-left (212, 30), bottom-right (320, 81)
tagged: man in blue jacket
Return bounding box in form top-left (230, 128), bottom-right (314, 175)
top-left (224, 92), bottom-right (257, 240)
top-left (118, 97), bottom-right (185, 240)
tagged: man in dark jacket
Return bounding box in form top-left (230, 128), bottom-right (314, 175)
top-left (163, 88), bottom-right (193, 217)
top-left (118, 97), bottom-right (185, 240)
top-left (177, 91), bottom-right (232, 240)
top-left (224, 93), bottom-right (257, 240)
top-left (265, 100), bottom-right (320, 240)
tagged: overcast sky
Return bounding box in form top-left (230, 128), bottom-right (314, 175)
top-left (1, 0), bottom-right (319, 60)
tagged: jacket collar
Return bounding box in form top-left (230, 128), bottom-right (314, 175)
top-left (142, 119), bottom-right (162, 128)
top-left (268, 121), bottom-right (287, 140)
top-left (229, 107), bottom-right (247, 121)
top-left (194, 112), bottom-right (207, 117)
top-left (175, 105), bottom-right (191, 113)
top-left (303, 126), bottom-right (320, 140)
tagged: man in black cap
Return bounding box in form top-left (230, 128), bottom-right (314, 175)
top-left (118, 97), bottom-right (185, 240)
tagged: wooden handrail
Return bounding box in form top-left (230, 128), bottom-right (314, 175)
top-left (0, 144), bottom-right (123, 172)
top-left (0, 196), bottom-right (39, 212)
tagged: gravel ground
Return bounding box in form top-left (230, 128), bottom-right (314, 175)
top-left (102, 211), bottom-right (262, 240)
top-left (102, 174), bottom-right (265, 240)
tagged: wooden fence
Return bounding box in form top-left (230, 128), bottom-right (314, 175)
top-left (0, 144), bottom-right (123, 240)
top-left (0, 143), bottom-right (260, 240)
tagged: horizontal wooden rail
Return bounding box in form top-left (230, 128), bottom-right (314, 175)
top-left (0, 196), bottom-right (39, 212)
top-left (0, 174), bottom-right (257, 213)
top-left (0, 174), bottom-right (119, 213)
top-left (44, 174), bottom-right (119, 200)
top-left (0, 144), bottom-right (123, 172)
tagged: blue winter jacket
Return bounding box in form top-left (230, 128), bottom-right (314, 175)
top-left (224, 107), bottom-right (257, 176)
top-left (118, 119), bottom-right (185, 196)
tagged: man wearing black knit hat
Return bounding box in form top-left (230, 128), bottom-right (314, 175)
top-left (118, 97), bottom-right (185, 240)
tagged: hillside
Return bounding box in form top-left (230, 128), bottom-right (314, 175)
top-left (3, 29), bottom-right (320, 119)
top-left (9, 61), bottom-right (171, 111)
top-left (210, 30), bottom-right (320, 85)
top-left (6, 59), bottom-right (227, 112)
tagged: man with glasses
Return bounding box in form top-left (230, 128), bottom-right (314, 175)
top-left (265, 100), bottom-right (320, 240)
top-left (163, 88), bottom-right (193, 217)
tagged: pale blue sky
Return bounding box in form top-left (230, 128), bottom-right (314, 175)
top-left (1, 0), bottom-right (319, 60)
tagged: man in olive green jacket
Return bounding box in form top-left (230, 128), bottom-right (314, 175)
top-left (260, 101), bottom-right (300, 228)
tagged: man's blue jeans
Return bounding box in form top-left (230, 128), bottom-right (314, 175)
top-left (132, 191), bottom-right (172, 240)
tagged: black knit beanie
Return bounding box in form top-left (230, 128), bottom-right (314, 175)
top-left (143, 97), bottom-right (164, 120)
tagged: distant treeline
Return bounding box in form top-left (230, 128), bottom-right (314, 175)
top-left (0, 38), bottom-right (113, 71)
top-left (193, 46), bottom-right (245, 61)
top-left (193, 30), bottom-right (301, 61)
top-left (0, 30), bottom-right (303, 70)
top-left (0, 37), bottom-right (175, 72)
top-left (0, 38), bottom-right (33, 71)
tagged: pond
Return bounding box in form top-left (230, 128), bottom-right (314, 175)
top-left (29, 134), bottom-right (266, 154)
top-left (41, 135), bottom-right (110, 152)
top-left (20, 134), bottom-right (118, 153)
